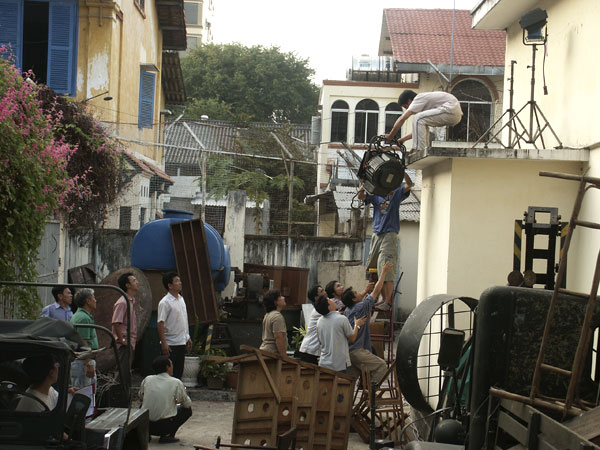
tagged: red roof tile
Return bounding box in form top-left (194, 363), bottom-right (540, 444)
top-left (384, 9), bottom-right (505, 67)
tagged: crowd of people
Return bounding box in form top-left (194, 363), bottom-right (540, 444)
top-left (30, 110), bottom-right (423, 439)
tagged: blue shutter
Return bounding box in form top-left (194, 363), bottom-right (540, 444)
top-left (138, 71), bottom-right (156, 129)
top-left (47, 0), bottom-right (78, 95)
top-left (0, 0), bottom-right (23, 68)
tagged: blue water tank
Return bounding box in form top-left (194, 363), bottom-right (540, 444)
top-left (131, 210), bottom-right (231, 291)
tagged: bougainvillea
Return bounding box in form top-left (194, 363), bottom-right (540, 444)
top-left (0, 51), bottom-right (127, 318)
top-left (37, 86), bottom-right (127, 239)
top-left (0, 52), bottom-right (78, 317)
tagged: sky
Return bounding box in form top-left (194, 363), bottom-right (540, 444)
top-left (212, 0), bottom-right (479, 85)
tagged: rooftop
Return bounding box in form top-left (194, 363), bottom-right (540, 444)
top-left (379, 8), bottom-right (506, 75)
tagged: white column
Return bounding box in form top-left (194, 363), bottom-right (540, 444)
top-left (222, 190), bottom-right (247, 299)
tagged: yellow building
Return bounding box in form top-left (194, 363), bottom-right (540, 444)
top-left (0, 0), bottom-right (186, 229)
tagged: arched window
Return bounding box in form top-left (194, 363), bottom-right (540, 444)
top-left (385, 102), bottom-right (402, 135)
top-left (449, 79), bottom-right (493, 142)
top-left (354, 99), bottom-right (379, 144)
top-left (330, 100), bottom-right (349, 143)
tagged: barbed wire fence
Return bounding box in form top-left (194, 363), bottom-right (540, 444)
top-left (99, 119), bottom-right (376, 239)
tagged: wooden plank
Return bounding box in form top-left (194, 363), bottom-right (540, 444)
top-left (252, 349), bottom-right (281, 403)
top-left (497, 399), bottom-right (600, 450)
top-left (325, 374), bottom-right (338, 450)
top-left (170, 219), bottom-right (219, 324)
top-left (565, 407), bottom-right (600, 441)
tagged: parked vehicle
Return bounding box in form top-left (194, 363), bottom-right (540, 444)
top-left (0, 282), bottom-right (148, 450)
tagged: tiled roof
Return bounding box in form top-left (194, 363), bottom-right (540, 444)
top-left (164, 120), bottom-right (314, 167)
top-left (123, 150), bottom-right (173, 184)
top-left (384, 9), bottom-right (505, 67)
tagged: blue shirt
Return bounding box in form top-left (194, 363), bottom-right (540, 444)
top-left (41, 302), bottom-right (74, 322)
top-left (364, 183), bottom-right (410, 235)
top-left (345, 294), bottom-right (374, 352)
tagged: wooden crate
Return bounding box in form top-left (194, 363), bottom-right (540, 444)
top-left (230, 347), bottom-right (354, 450)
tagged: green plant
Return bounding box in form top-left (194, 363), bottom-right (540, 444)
top-left (200, 348), bottom-right (228, 380)
top-left (291, 325), bottom-right (307, 350)
top-left (0, 52), bottom-right (77, 318)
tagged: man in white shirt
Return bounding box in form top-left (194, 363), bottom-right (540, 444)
top-left (157, 272), bottom-right (192, 380)
top-left (385, 89), bottom-right (463, 152)
top-left (315, 296), bottom-right (366, 373)
top-left (140, 355), bottom-right (192, 444)
top-left (16, 354), bottom-right (59, 412)
top-left (297, 285), bottom-right (325, 365)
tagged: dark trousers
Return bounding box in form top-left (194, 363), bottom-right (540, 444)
top-left (297, 351), bottom-right (319, 365)
top-left (169, 345), bottom-right (186, 380)
top-left (149, 406), bottom-right (192, 438)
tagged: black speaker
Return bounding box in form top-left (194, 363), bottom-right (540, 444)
top-left (357, 150), bottom-right (405, 197)
top-left (438, 328), bottom-right (465, 370)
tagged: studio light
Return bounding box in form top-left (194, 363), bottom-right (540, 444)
top-left (519, 8), bottom-right (548, 43)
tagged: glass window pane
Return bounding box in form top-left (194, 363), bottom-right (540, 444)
top-left (184, 2), bottom-right (199, 25)
top-left (366, 112), bottom-right (378, 142)
top-left (385, 113), bottom-right (401, 134)
top-left (331, 111), bottom-right (348, 142)
top-left (355, 112), bottom-right (366, 143)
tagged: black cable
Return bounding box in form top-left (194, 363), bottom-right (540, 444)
top-left (398, 406), bottom-right (453, 442)
top-left (543, 29), bottom-right (549, 95)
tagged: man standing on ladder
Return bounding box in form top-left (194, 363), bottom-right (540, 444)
top-left (358, 173), bottom-right (413, 311)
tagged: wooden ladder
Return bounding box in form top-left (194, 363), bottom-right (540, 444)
top-left (529, 171), bottom-right (600, 416)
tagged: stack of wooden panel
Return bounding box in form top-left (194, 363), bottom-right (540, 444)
top-left (230, 346), bottom-right (354, 450)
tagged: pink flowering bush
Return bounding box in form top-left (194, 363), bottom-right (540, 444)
top-left (0, 52), bottom-right (78, 317)
top-left (37, 86), bottom-right (127, 240)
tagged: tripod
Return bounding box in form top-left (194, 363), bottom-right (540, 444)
top-left (474, 36), bottom-right (562, 149)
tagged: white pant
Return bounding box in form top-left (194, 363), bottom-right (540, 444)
top-left (412, 108), bottom-right (462, 151)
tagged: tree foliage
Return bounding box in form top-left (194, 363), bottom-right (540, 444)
top-left (37, 86), bottom-right (128, 241)
top-left (0, 52), bottom-right (127, 318)
top-left (181, 44), bottom-right (319, 123)
top-left (201, 125), bottom-right (316, 236)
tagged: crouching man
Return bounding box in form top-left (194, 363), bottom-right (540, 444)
top-left (140, 355), bottom-right (192, 444)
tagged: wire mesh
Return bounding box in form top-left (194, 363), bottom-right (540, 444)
top-left (416, 299), bottom-right (475, 410)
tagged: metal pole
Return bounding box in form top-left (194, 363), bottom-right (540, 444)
top-left (508, 60), bottom-right (516, 146)
top-left (287, 161), bottom-right (294, 266)
top-left (528, 45), bottom-right (537, 142)
top-left (201, 151), bottom-right (207, 222)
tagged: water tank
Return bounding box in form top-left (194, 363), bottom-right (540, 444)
top-left (131, 209), bottom-right (231, 291)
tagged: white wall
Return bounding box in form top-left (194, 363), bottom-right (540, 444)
top-left (317, 75), bottom-right (504, 192)
top-left (398, 221), bottom-right (419, 317)
top-left (417, 158), bottom-right (584, 302)
top-left (500, 0), bottom-right (600, 295)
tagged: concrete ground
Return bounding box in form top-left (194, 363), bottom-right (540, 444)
top-left (144, 394), bottom-right (369, 449)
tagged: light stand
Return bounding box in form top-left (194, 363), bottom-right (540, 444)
top-left (473, 9), bottom-right (562, 150)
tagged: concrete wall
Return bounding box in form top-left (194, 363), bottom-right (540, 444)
top-left (417, 158), bottom-right (583, 303)
top-left (500, 0), bottom-right (600, 296)
top-left (244, 236), bottom-right (364, 290)
top-left (398, 221), bottom-right (419, 319)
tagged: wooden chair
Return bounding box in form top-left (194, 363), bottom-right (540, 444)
top-left (194, 426), bottom-right (296, 450)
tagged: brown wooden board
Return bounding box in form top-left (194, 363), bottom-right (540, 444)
top-left (170, 219), bottom-right (219, 324)
top-left (231, 348), bottom-right (354, 450)
top-left (244, 264), bottom-right (308, 306)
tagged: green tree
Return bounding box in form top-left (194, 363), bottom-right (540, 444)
top-left (181, 43), bottom-right (319, 123)
top-left (200, 125), bottom-right (316, 236)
